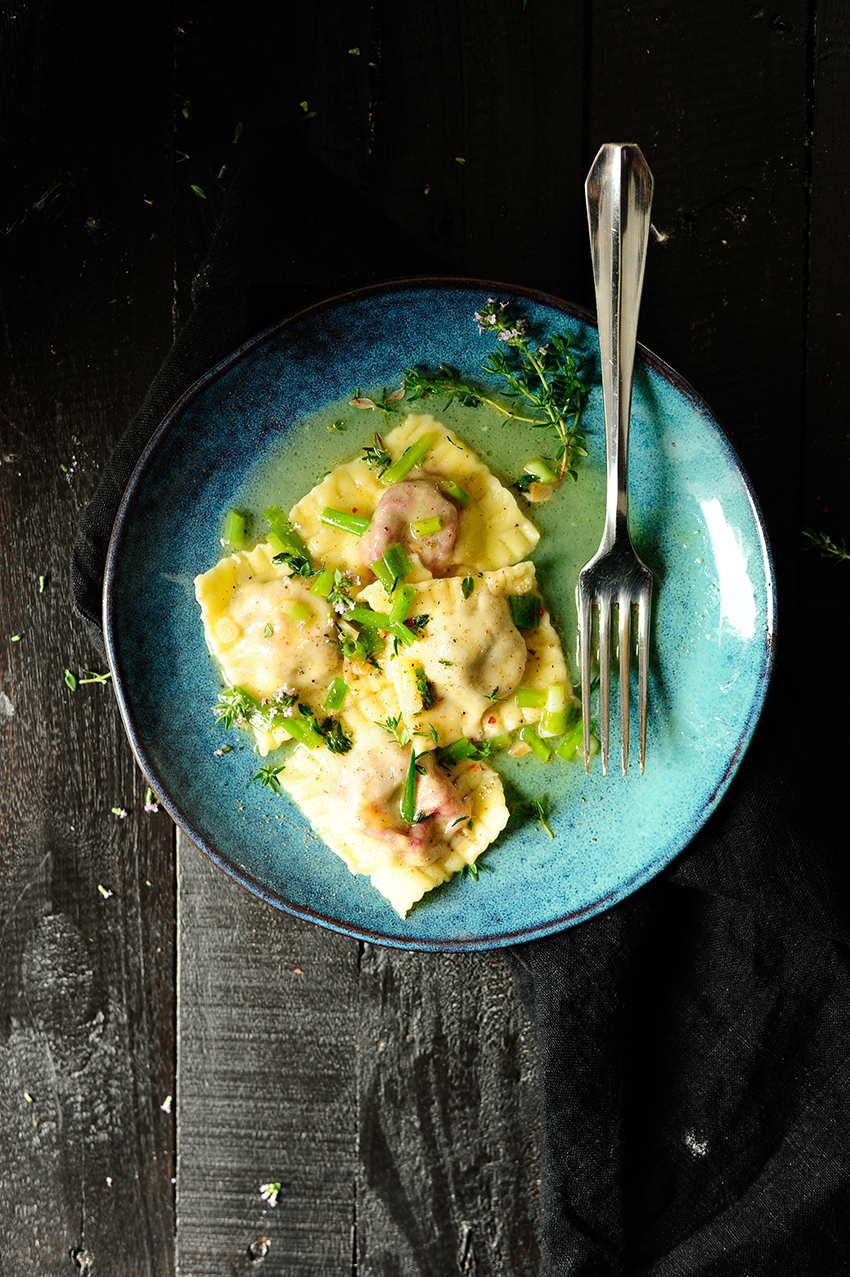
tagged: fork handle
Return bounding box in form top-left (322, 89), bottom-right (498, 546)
top-left (585, 144), bottom-right (654, 547)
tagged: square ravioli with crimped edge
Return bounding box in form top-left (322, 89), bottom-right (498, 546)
top-left (358, 562), bottom-right (568, 747)
top-left (289, 412), bottom-right (539, 576)
top-left (195, 413), bottom-right (574, 919)
top-left (281, 703), bottom-right (510, 919)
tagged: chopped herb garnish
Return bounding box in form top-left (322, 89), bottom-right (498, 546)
top-left (79, 669), bottom-right (112, 685)
top-left (802, 528), bottom-right (850, 563)
top-left (263, 623), bottom-right (273, 638)
top-left (405, 302), bottom-right (588, 488)
top-left (351, 387), bottom-right (405, 415)
top-left (438, 659), bottom-right (455, 666)
top-left (214, 685), bottom-right (259, 729)
top-left (406, 614), bottom-right (430, 639)
top-left (252, 764), bottom-right (285, 795)
top-left (10, 634), bottom-right (21, 642)
top-left (508, 593), bottom-right (541, 629)
top-left (38, 575), bottom-right (46, 593)
top-left (516, 795), bottom-right (554, 838)
top-left (461, 577), bottom-right (475, 599)
top-left (327, 570), bottom-right (355, 615)
top-left (375, 714), bottom-right (411, 747)
top-left (64, 669), bottom-right (78, 691)
top-left (273, 550), bottom-right (314, 576)
top-left (415, 665), bottom-right (434, 709)
top-left (362, 431), bottom-right (392, 476)
top-left (320, 716), bottom-right (353, 755)
top-left (190, 184), bottom-right (206, 199)
top-left (400, 748), bottom-right (417, 823)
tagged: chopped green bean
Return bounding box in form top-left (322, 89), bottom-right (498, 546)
top-left (539, 684), bottom-right (570, 736)
top-left (410, 516), bottom-right (442, 538)
top-left (518, 725), bottom-right (552, 762)
top-left (222, 509), bottom-right (246, 546)
top-left (439, 737), bottom-right (479, 764)
top-left (324, 677), bottom-right (348, 712)
top-left (370, 558), bottom-right (396, 594)
top-left (284, 714), bottom-right (324, 749)
top-left (347, 605), bottom-right (392, 629)
top-left (382, 433), bottom-right (437, 484)
top-left (523, 456), bottom-right (558, 484)
top-left (263, 505), bottom-right (309, 555)
top-left (515, 687), bottom-right (547, 710)
top-left (389, 584), bottom-right (416, 623)
top-left (555, 719), bottom-right (584, 762)
top-left (320, 508), bottom-right (371, 537)
top-left (283, 600), bottom-right (312, 624)
top-left (309, 567), bottom-right (335, 597)
top-left (439, 478), bottom-right (470, 507)
top-left (382, 542), bottom-right (413, 584)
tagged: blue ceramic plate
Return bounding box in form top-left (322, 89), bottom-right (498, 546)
top-left (104, 279), bottom-right (775, 951)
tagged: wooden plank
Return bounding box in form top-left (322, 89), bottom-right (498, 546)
top-left (175, 834), bottom-right (359, 1275)
top-left (587, 0), bottom-right (812, 581)
top-left (356, 945), bottom-right (540, 1276)
top-left (799, 0), bottom-right (850, 757)
top-left (0, 3), bottom-right (177, 1272)
top-left (369, 0), bottom-right (588, 298)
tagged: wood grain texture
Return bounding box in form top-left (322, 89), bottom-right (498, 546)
top-left (587, 0), bottom-right (811, 569)
top-left (3, 0), bottom-right (849, 1271)
top-left (0, 3), bottom-right (177, 1272)
top-left (368, 0), bottom-right (588, 297)
top-left (175, 833), bottom-right (359, 1276)
top-left (356, 946), bottom-right (540, 1277)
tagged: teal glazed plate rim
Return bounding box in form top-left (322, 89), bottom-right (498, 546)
top-left (104, 277), bottom-right (776, 952)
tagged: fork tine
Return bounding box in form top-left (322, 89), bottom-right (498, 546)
top-left (597, 594), bottom-right (611, 777)
top-left (578, 583), bottom-right (594, 774)
top-left (637, 585), bottom-right (651, 775)
top-left (619, 597), bottom-right (631, 775)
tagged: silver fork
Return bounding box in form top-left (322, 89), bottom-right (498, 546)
top-left (578, 143), bottom-right (654, 776)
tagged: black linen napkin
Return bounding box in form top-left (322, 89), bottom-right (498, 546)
top-left (72, 131), bottom-right (850, 1275)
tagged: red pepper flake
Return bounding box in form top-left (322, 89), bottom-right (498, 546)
top-left (487, 716), bottom-right (496, 725)
top-left (293, 967), bottom-right (302, 974)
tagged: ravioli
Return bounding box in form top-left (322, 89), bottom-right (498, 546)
top-left (289, 413), bottom-right (539, 578)
top-left (195, 413), bottom-right (575, 917)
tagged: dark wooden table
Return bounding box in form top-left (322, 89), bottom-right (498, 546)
top-left (2, 3), bottom-right (848, 1273)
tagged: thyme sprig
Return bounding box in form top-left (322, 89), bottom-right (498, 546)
top-left (361, 431), bottom-right (392, 476)
top-left (515, 795), bottom-right (554, 839)
top-left (802, 528), bottom-right (850, 563)
top-left (375, 713), bottom-right (411, 747)
top-left (406, 299), bottom-right (588, 487)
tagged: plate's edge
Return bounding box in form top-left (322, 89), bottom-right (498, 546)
top-left (103, 276), bottom-right (778, 952)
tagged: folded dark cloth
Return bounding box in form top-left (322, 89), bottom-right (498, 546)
top-left (73, 130), bottom-right (850, 1276)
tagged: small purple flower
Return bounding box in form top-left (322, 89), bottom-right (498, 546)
top-left (160, 1095), bottom-right (172, 1114)
top-left (144, 801), bottom-right (159, 813)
